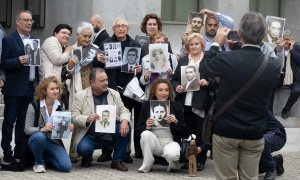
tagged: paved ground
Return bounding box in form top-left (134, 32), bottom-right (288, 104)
top-left (0, 128), bottom-right (299, 180)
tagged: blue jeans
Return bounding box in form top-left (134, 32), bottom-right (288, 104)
top-left (1, 93), bottom-right (33, 157)
top-left (28, 132), bottom-right (72, 172)
top-left (77, 122), bottom-right (130, 162)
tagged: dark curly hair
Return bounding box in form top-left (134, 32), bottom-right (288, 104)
top-left (140, 13), bottom-right (162, 34)
top-left (35, 76), bottom-right (62, 101)
top-left (148, 78), bottom-right (174, 101)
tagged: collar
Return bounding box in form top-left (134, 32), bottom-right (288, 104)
top-left (19, 33), bottom-right (30, 40)
top-left (242, 44), bottom-right (261, 49)
top-left (94, 28), bottom-right (106, 38)
top-left (40, 99), bottom-right (61, 109)
top-left (203, 33), bottom-right (215, 42)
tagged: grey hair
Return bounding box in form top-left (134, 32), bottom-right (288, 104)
top-left (239, 12), bottom-right (267, 45)
top-left (283, 30), bottom-right (292, 37)
top-left (112, 17), bottom-right (128, 27)
top-left (89, 68), bottom-right (106, 82)
top-left (15, 10), bottom-right (32, 21)
top-left (77, 22), bottom-right (93, 34)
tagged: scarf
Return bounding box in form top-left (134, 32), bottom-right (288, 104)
top-left (283, 52), bottom-right (293, 85)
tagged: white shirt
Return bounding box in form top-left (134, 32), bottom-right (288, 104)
top-left (40, 99), bottom-right (61, 123)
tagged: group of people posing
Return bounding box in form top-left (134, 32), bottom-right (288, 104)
top-left (0, 7), bottom-right (297, 180)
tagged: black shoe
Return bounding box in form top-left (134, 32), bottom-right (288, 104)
top-left (134, 152), bottom-right (143, 159)
top-left (263, 171), bottom-right (276, 180)
top-left (123, 153), bottom-right (133, 163)
top-left (3, 154), bottom-right (16, 164)
top-left (97, 152), bottom-right (112, 162)
top-left (281, 110), bottom-right (288, 119)
top-left (81, 157), bottom-right (92, 168)
top-left (181, 162), bottom-right (188, 169)
top-left (197, 162), bottom-right (204, 171)
top-left (154, 156), bottom-right (168, 166)
top-left (274, 154), bottom-right (284, 176)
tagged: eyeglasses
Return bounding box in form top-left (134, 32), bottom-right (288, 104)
top-left (113, 24), bottom-right (128, 29)
top-left (19, 19), bottom-right (34, 23)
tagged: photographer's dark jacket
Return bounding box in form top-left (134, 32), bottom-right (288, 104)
top-left (200, 45), bottom-right (281, 140)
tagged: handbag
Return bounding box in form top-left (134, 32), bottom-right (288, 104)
top-left (202, 55), bottom-right (269, 144)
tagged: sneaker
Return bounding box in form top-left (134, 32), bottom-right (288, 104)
top-left (274, 154), bottom-right (284, 176)
top-left (3, 154), bottom-right (16, 164)
top-left (33, 165), bottom-right (46, 173)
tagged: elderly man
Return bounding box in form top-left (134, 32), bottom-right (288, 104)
top-left (93, 17), bottom-right (142, 163)
top-left (89, 14), bottom-right (110, 47)
top-left (71, 68), bottom-right (131, 171)
top-left (200, 12), bottom-right (281, 179)
top-left (1, 10), bottom-right (38, 163)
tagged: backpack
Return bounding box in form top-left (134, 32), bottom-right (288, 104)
top-left (1, 101), bottom-right (62, 171)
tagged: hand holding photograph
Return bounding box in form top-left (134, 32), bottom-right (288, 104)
top-left (23, 39), bottom-right (41, 66)
top-left (104, 42), bottom-right (122, 68)
top-left (150, 100), bottom-right (170, 128)
top-left (181, 65), bottom-right (200, 92)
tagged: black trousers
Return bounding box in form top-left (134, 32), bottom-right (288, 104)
top-left (283, 82), bottom-right (300, 111)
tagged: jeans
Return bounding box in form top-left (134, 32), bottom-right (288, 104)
top-left (1, 92), bottom-right (33, 157)
top-left (28, 132), bottom-right (72, 172)
top-left (259, 129), bottom-right (286, 173)
top-left (77, 122), bottom-right (130, 162)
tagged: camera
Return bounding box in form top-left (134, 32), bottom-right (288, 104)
top-left (227, 31), bottom-right (239, 41)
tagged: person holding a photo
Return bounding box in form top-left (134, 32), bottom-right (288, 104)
top-left (140, 31), bottom-right (178, 97)
top-left (137, 78), bottom-right (185, 173)
top-left (24, 76), bottom-right (72, 173)
top-left (172, 33), bottom-right (216, 171)
top-left (39, 24), bottom-right (73, 81)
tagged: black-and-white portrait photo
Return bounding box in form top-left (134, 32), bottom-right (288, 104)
top-left (95, 105), bottom-right (116, 133)
top-left (181, 65), bottom-right (200, 92)
top-left (150, 100), bottom-right (170, 128)
top-left (186, 11), bottom-right (204, 34)
top-left (265, 16), bottom-right (286, 44)
top-left (23, 39), bottom-right (41, 66)
top-left (51, 111), bottom-right (71, 139)
top-left (121, 47), bottom-right (141, 73)
top-left (149, 44), bottom-right (170, 73)
top-left (81, 44), bottom-right (101, 66)
top-left (135, 35), bottom-right (150, 48)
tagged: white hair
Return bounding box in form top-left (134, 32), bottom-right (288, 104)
top-left (77, 21), bottom-right (93, 34)
top-left (112, 17), bottom-right (128, 27)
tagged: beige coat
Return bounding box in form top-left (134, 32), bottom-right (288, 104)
top-left (71, 87), bottom-right (131, 151)
top-left (39, 36), bottom-right (70, 81)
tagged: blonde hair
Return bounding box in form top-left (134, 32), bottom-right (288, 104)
top-left (35, 76), bottom-right (62, 101)
top-left (184, 33), bottom-right (205, 53)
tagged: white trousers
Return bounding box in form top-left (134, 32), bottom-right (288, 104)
top-left (138, 130), bottom-right (181, 172)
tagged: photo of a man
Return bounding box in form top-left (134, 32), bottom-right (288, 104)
top-left (121, 47), bottom-right (141, 73)
top-left (181, 65), bottom-right (200, 92)
top-left (186, 11), bottom-right (204, 34)
top-left (265, 16), bottom-right (286, 44)
top-left (32, 39), bottom-right (40, 65)
top-left (100, 110), bottom-right (110, 128)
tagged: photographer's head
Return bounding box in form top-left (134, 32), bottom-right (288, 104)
top-left (238, 12), bottom-right (266, 45)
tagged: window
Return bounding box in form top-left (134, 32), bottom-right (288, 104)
top-left (25, 0), bottom-right (46, 28)
top-left (161, 0), bottom-right (202, 23)
top-left (249, 0), bottom-right (282, 17)
top-left (0, 0), bottom-right (12, 27)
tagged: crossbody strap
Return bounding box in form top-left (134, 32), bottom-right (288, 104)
top-left (213, 55), bottom-right (269, 121)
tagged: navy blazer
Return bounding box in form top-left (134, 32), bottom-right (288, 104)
top-left (172, 56), bottom-right (216, 110)
top-left (1, 31), bottom-right (38, 96)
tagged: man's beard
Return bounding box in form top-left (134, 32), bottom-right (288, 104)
top-left (206, 30), bottom-right (216, 38)
top-left (94, 25), bottom-right (100, 33)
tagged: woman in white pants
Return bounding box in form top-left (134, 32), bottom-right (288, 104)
top-left (136, 78), bottom-right (185, 173)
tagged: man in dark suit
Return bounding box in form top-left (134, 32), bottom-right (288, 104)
top-left (121, 48), bottom-right (139, 73)
top-left (90, 14), bottom-right (110, 47)
top-left (31, 39), bottom-right (40, 65)
top-left (1, 10), bottom-right (38, 163)
top-left (182, 66), bottom-right (199, 91)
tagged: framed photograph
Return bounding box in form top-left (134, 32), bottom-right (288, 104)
top-left (51, 111), bottom-right (71, 139)
top-left (0, 0), bottom-right (12, 27)
top-left (95, 105), bottom-right (116, 133)
top-left (121, 47), bottom-right (141, 73)
top-left (150, 100), bottom-right (170, 128)
top-left (186, 11), bottom-right (204, 34)
top-left (81, 44), bottom-right (102, 67)
top-left (135, 35), bottom-right (150, 48)
top-left (23, 39), bottom-right (41, 66)
top-left (181, 65), bottom-right (200, 92)
top-left (25, 0), bottom-right (46, 28)
top-left (149, 44), bottom-right (169, 73)
top-left (104, 42), bottom-right (122, 68)
top-left (265, 16), bottom-right (286, 44)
